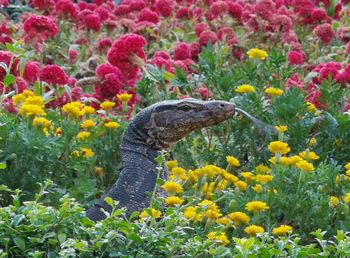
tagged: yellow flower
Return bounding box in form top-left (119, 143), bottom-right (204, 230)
top-left (12, 93), bottom-right (26, 105)
top-left (234, 180), bottom-right (247, 191)
top-left (235, 84), bottom-right (256, 93)
top-left (22, 90), bottom-right (34, 97)
top-left (344, 193), bottom-right (350, 203)
top-left (299, 151), bottom-right (320, 160)
top-left (272, 225), bottom-right (293, 236)
top-left (265, 87), bottom-right (284, 96)
top-left (81, 119), bottom-right (96, 129)
top-left (268, 141), bottom-right (290, 154)
top-left (308, 137), bottom-right (317, 147)
top-left (62, 102), bottom-right (83, 118)
top-left (161, 181), bottom-right (183, 193)
top-left (275, 125), bottom-right (288, 133)
top-left (240, 172), bottom-right (255, 183)
top-left (198, 200), bottom-right (218, 210)
top-left (244, 225), bottom-right (265, 236)
top-left (222, 172), bottom-right (239, 184)
top-left (228, 212), bottom-right (250, 225)
top-left (104, 121), bottom-right (120, 129)
top-left (252, 184), bottom-right (263, 193)
top-left (117, 93), bottom-right (133, 102)
top-left (207, 232), bottom-right (230, 246)
top-left (344, 162), bottom-right (350, 170)
top-left (226, 156), bottom-right (240, 167)
top-left (205, 208), bottom-right (222, 220)
top-left (81, 106), bottom-right (95, 115)
top-left (256, 175), bottom-right (273, 184)
top-left (296, 160), bottom-right (314, 172)
top-left (55, 127), bottom-right (63, 136)
top-left (184, 206), bottom-right (201, 221)
top-left (18, 104), bottom-right (46, 116)
top-left (255, 164), bottom-right (270, 173)
top-left (269, 156), bottom-right (290, 166)
top-left (166, 160), bottom-right (178, 171)
top-left (306, 102), bottom-right (317, 112)
top-left (100, 101), bottom-right (115, 110)
top-left (165, 196), bottom-right (184, 206)
top-left (23, 96), bottom-right (45, 107)
top-left (76, 131), bottom-right (91, 141)
top-left (95, 167), bottom-right (104, 176)
top-left (71, 150), bottom-right (80, 157)
top-left (81, 148), bottom-right (94, 158)
top-left (171, 167), bottom-right (186, 177)
top-left (33, 117), bottom-right (51, 128)
top-left (247, 48), bottom-right (268, 60)
top-left (217, 217), bottom-right (230, 225)
top-left (139, 208), bottom-right (162, 220)
top-left (288, 155), bottom-right (304, 166)
top-left (329, 196), bottom-right (339, 207)
top-left (245, 201), bottom-right (269, 213)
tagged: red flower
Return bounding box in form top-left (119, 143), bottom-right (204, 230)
top-left (23, 61), bottom-right (40, 83)
top-left (151, 56), bottom-right (174, 73)
top-left (0, 21), bottom-right (12, 45)
top-left (226, 1), bottom-right (243, 22)
top-left (194, 23), bottom-right (208, 37)
top-left (190, 42), bottom-right (200, 59)
top-left (95, 6), bottom-right (110, 21)
top-left (114, 5), bottom-right (130, 16)
top-left (55, 0), bottom-right (78, 20)
top-left (138, 8), bottom-right (160, 24)
top-left (97, 37), bottom-right (113, 53)
top-left (23, 15), bottom-right (59, 46)
top-left (174, 43), bottom-right (191, 61)
top-left (210, 1), bottom-right (228, 18)
top-left (199, 31), bottom-right (218, 47)
top-left (16, 77), bottom-right (29, 93)
top-left (30, 0), bottom-right (55, 12)
top-left (40, 65), bottom-right (69, 85)
top-left (2, 98), bottom-right (16, 113)
top-left (0, 0), bottom-right (9, 7)
top-left (154, 50), bottom-right (171, 60)
top-left (314, 23), bottom-right (334, 45)
top-left (288, 50), bottom-right (305, 66)
top-left (68, 49), bottom-right (79, 64)
top-left (82, 13), bottom-right (101, 32)
top-left (154, 0), bottom-right (174, 18)
top-left (254, 0), bottom-right (276, 20)
top-left (286, 73), bottom-right (304, 90)
top-left (128, 0), bottom-right (146, 11)
top-left (273, 15), bottom-right (293, 33)
top-left (107, 34), bottom-right (147, 79)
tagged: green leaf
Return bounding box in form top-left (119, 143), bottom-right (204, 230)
top-left (163, 71), bottom-right (175, 81)
top-left (0, 163), bottom-right (6, 169)
top-left (81, 217), bottom-right (94, 227)
top-left (129, 211), bottom-right (139, 220)
top-left (104, 197), bottom-right (114, 208)
top-left (155, 155), bottom-right (164, 165)
top-left (3, 74), bottom-right (15, 87)
top-left (33, 81), bottom-right (41, 96)
top-left (13, 237), bottom-right (25, 251)
top-left (156, 178), bottom-right (165, 185)
top-left (57, 233), bottom-right (67, 244)
top-left (5, 43), bottom-right (14, 52)
top-left (11, 214), bottom-right (25, 226)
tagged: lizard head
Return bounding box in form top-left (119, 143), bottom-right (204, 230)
top-left (128, 99), bottom-right (235, 149)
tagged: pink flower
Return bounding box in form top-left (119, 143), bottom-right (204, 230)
top-left (314, 23), bottom-right (334, 45)
top-left (199, 31), bottom-right (218, 47)
top-left (95, 6), bottom-right (110, 21)
top-left (2, 98), bottom-right (16, 113)
top-left (174, 43), bottom-right (191, 61)
top-left (286, 73), bottom-right (304, 90)
top-left (97, 37), bottom-right (113, 53)
top-left (154, 0), bottom-right (174, 18)
top-left (288, 50), bottom-right (305, 66)
top-left (273, 15), bottom-right (293, 33)
top-left (40, 65), bottom-right (69, 86)
top-left (0, 51), bottom-right (14, 81)
top-left (254, 0), bottom-right (276, 20)
top-left (30, 0), bottom-right (55, 12)
top-left (154, 50), bottom-right (171, 60)
top-left (83, 13), bottom-right (101, 32)
top-left (190, 42), bottom-right (201, 59)
top-left (114, 5), bottom-right (130, 16)
top-left (210, 1), bottom-right (228, 18)
top-left (128, 0), bottom-right (146, 12)
top-left (226, 1), bottom-right (243, 22)
top-left (107, 34), bottom-right (147, 79)
top-left (194, 23), bottom-right (208, 37)
top-left (68, 49), bottom-right (79, 64)
top-left (55, 0), bottom-right (78, 20)
top-left (23, 61), bottom-right (40, 83)
top-left (138, 8), bottom-right (160, 24)
top-left (23, 15), bottom-right (59, 46)
top-left (152, 56), bottom-right (174, 73)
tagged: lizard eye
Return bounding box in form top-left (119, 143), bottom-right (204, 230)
top-left (179, 105), bottom-right (192, 112)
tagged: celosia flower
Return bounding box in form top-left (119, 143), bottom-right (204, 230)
top-left (165, 196), bottom-right (184, 206)
top-left (81, 148), bottom-right (94, 158)
top-left (288, 50), bottom-right (305, 66)
top-left (104, 121), bottom-right (120, 129)
top-left (296, 160), bottom-right (315, 172)
top-left (40, 65), bottom-right (68, 86)
top-left (226, 156), bottom-right (240, 166)
top-left (173, 42), bottom-right (191, 61)
top-left (245, 201), bottom-right (269, 213)
top-left (272, 225), bottom-right (293, 236)
top-left (161, 181), bottom-right (183, 193)
top-left (23, 15), bottom-right (59, 45)
top-left (55, 0), bottom-right (78, 20)
top-left (198, 30), bottom-right (218, 47)
top-left (228, 212), bottom-right (250, 225)
top-left (207, 232), bottom-right (230, 246)
top-left (244, 225), bottom-right (265, 236)
top-left (139, 208), bottom-right (162, 219)
top-left (138, 8), bottom-right (160, 24)
top-left (314, 23), bottom-right (334, 45)
top-left (76, 131), bottom-right (91, 141)
top-left (155, 0), bottom-right (174, 17)
top-left (23, 61), bottom-right (40, 83)
top-left (82, 14), bottom-right (101, 32)
top-left (329, 196), bottom-right (339, 207)
top-left (246, 48), bottom-right (268, 60)
top-left (268, 141), bottom-right (290, 154)
top-left (265, 87), bottom-right (284, 96)
top-left (117, 93), bottom-right (133, 103)
top-left (33, 117), bottom-right (51, 128)
top-left (235, 84), bottom-right (256, 93)
top-left (81, 119), bottom-right (96, 129)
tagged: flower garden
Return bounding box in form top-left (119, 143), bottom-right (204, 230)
top-left (1, 0), bottom-right (350, 256)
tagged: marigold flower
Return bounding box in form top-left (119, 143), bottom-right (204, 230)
top-left (166, 160), bottom-right (178, 171)
top-left (244, 225), bottom-right (265, 236)
top-left (275, 125), bottom-right (288, 133)
top-left (117, 93), bottom-right (133, 103)
top-left (161, 181), bottom-right (183, 193)
top-left (165, 196), bottom-right (184, 206)
top-left (18, 104), bottom-right (46, 117)
top-left (23, 96), bottom-right (45, 107)
top-left (272, 225), bottom-right (293, 236)
top-left (62, 102), bottom-right (83, 118)
top-left (205, 208), bottom-right (222, 220)
top-left (81, 148), bottom-right (94, 158)
top-left (255, 164), bottom-right (270, 173)
top-left (246, 48), bottom-right (268, 60)
top-left (235, 84), bottom-right (256, 93)
top-left (76, 131), bottom-right (91, 141)
top-left (344, 193), bottom-right (350, 203)
top-left (33, 117), bottom-right (51, 128)
top-left (81, 106), bottom-right (95, 115)
top-left (222, 172), bottom-right (239, 184)
top-left (81, 119), bottom-right (96, 129)
top-left (306, 102), bottom-right (317, 113)
top-left (12, 94), bottom-right (26, 105)
top-left (345, 163), bottom-right (350, 170)
top-left (100, 101), bottom-right (115, 110)
top-left (217, 216), bottom-right (230, 225)
top-left (252, 184), bottom-right (263, 193)
top-left (265, 87), bottom-right (284, 96)
top-left (299, 151), bottom-right (320, 160)
top-left (171, 167), bottom-right (186, 177)
top-left (245, 201), bottom-right (269, 213)
top-left (240, 172), bottom-right (255, 183)
top-left (71, 150), bottom-right (80, 158)
top-left (268, 141), bottom-right (290, 155)
top-left (256, 175), bottom-right (273, 184)
top-left (296, 160), bottom-right (314, 172)
top-left (226, 156), bottom-right (240, 166)
top-left (234, 180), bottom-right (247, 191)
top-left (207, 232), bottom-right (230, 246)
top-left (104, 121), bottom-right (120, 129)
top-left (228, 212), bottom-right (250, 225)
top-left (288, 155), bottom-right (304, 166)
top-left (329, 196), bottom-right (339, 207)
top-left (184, 206), bottom-right (201, 221)
top-left (139, 208), bottom-right (162, 219)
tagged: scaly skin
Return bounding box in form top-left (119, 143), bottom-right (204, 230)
top-left (86, 99), bottom-right (235, 221)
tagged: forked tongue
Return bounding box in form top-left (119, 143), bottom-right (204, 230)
top-left (235, 107), bottom-right (276, 136)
